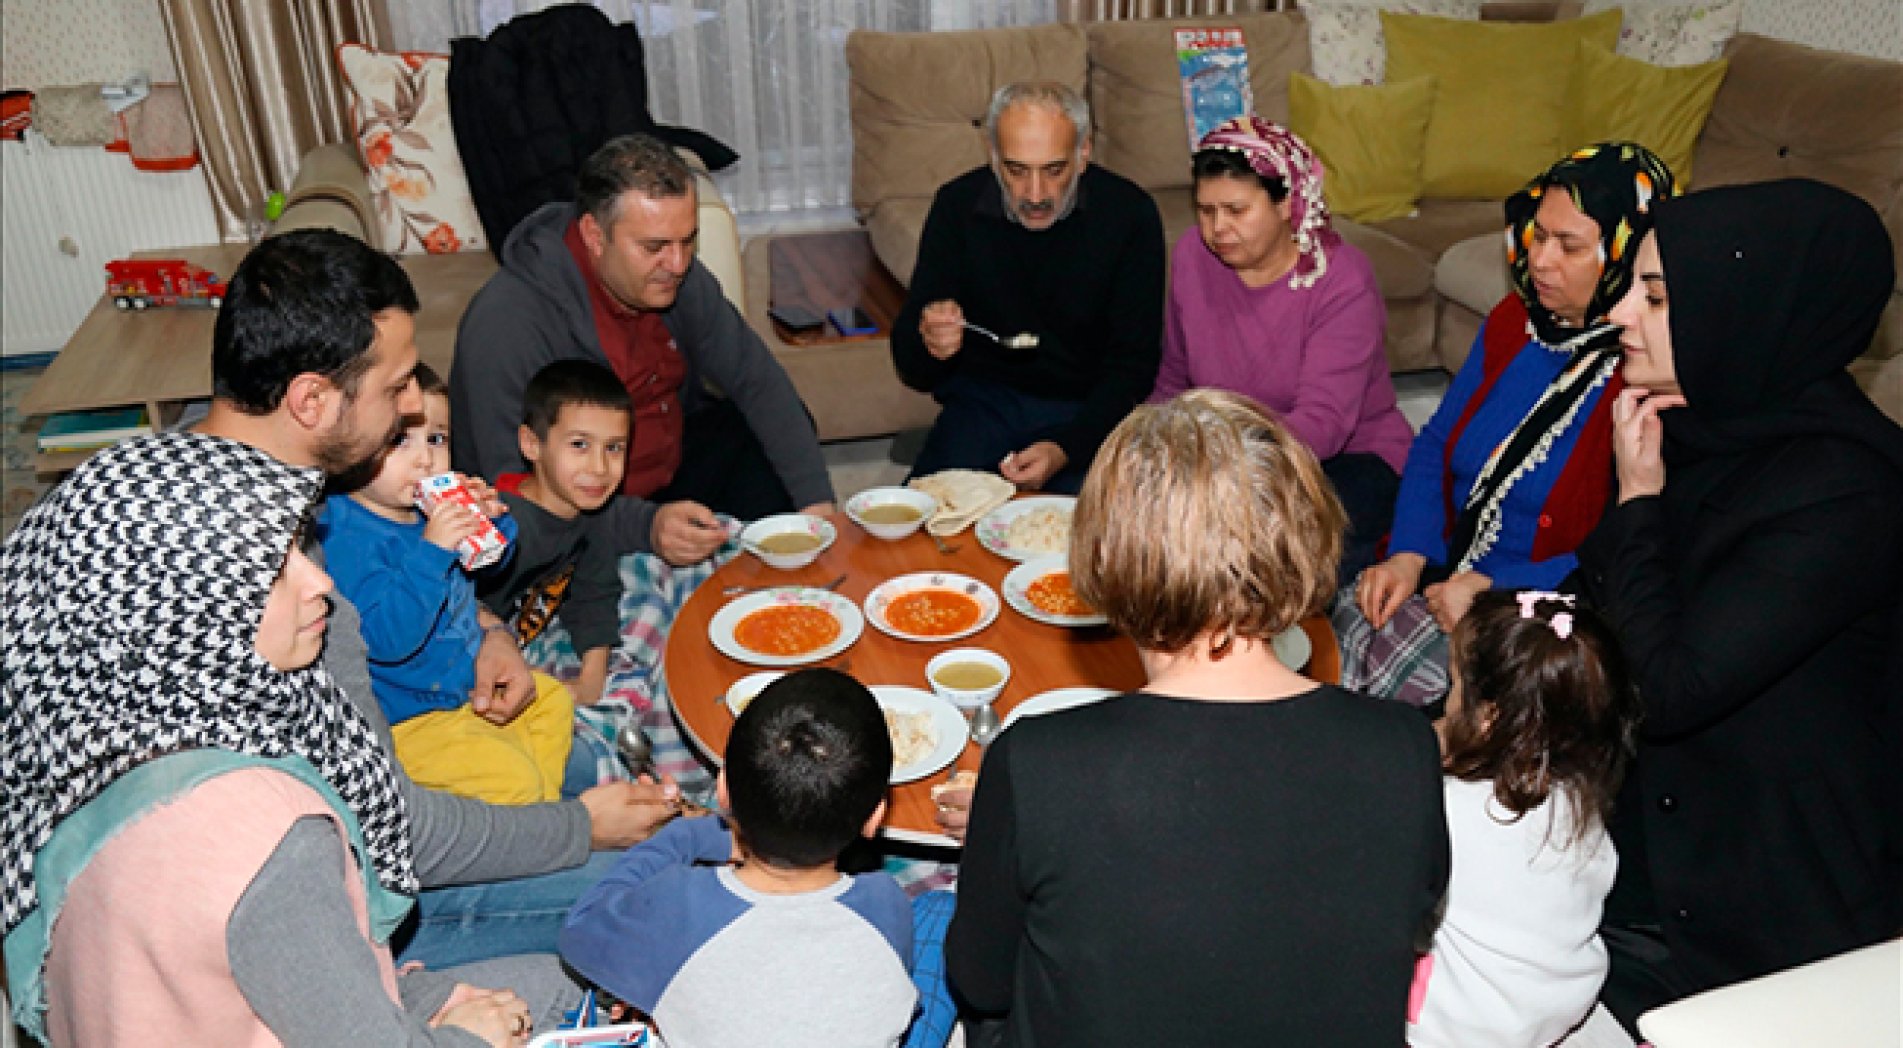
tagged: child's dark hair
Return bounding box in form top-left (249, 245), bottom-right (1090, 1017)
top-left (412, 361), bottom-right (447, 397)
top-left (724, 668), bottom-right (892, 868)
top-left (1443, 590), bottom-right (1639, 840)
top-left (521, 360), bottom-right (633, 438)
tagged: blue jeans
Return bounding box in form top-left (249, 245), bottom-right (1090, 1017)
top-left (904, 889), bottom-right (959, 1048)
top-left (394, 850), bottom-right (623, 969)
top-left (908, 375), bottom-right (1092, 495)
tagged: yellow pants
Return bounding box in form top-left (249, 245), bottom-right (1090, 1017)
top-left (391, 671), bottom-right (575, 805)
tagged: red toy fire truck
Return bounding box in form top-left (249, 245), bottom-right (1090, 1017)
top-left (104, 259), bottom-right (228, 310)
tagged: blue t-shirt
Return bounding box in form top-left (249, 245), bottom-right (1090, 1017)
top-left (317, 494), bottom-right (516, 725)
top-left (561, 817), bottom-right (916, 1048)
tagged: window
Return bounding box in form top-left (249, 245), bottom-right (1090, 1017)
top-left (391, 0), bottom-right (1054, 215)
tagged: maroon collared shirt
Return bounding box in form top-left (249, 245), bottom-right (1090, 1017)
top-left (563, 219), bottom-right (686, 498)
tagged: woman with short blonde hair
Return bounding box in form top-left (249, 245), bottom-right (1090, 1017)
top-left (1073, 389), bottom-right (1344, 654)
top-left (946, 390), bottom-right (1449, 1046)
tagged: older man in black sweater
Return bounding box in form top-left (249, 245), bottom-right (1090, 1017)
top-left (891, 82), bottom-right (1166, 493)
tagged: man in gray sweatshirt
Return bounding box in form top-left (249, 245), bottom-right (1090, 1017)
top-left (451, 134), bottom-right (835, 565)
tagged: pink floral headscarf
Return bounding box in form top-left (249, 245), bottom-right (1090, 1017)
top-left (1195, 116), bottom-right (1337, 290)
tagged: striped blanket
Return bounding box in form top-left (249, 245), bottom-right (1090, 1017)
top-left (1330, 585), bottom-right (1451, 709)
top-left (521, 536), bottom-right (739, 805)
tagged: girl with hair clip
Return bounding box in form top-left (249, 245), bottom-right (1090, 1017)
top-left (1410, 589), bottom-right (1640, 1048)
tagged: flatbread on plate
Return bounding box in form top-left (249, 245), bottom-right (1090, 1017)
top-left (908, 469), bottom-right (1015, 536)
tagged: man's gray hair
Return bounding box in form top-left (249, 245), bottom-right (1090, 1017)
top-left (577, 133), bottom-right (695, 229)
top-left (984, 82), bottom-right (1092, 152)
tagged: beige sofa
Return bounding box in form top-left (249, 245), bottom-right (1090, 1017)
top-left (847, 13), bottom-right (1903, 422)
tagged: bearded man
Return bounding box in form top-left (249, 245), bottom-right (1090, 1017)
top-left (890, 81), bottom-right (1166, 493)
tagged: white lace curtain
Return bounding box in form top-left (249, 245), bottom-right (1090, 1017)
top-left (388, 0), bottom-right (1056, 215)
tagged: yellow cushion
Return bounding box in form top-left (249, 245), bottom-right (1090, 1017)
top-left (1288, 72), bottom-right (1437, 222)
top-left (1384, 7), bottom-right (1621, 198)
top-left (1561, 40), bottom-right (1727, 186)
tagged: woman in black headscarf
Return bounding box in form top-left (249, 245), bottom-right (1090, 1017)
top-left (1581, 179), bottom-right (1903, 1027)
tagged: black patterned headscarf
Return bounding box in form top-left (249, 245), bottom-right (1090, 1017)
top-left (1504, 141), bottom-right (1677, 350)
top-left (1, 432), bottom-right (416, 935)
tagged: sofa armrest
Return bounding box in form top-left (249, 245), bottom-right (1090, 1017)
top-left (684, 151), bottom-right (745, 310)
top-left (275, 143), bottom-right (379, 248)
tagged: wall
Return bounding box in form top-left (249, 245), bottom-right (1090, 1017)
top-left (1, 0), bottom-right (219, 357)
top-left (1743, 0), bottom-right (1902, 61)
top-left (1, 0), bottom-right (177, 89)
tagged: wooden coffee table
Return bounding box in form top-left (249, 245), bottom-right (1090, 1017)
top-left (662, 509), bottom-right (1341, 847)
top-left (19, 245), bottom-right (495, 473)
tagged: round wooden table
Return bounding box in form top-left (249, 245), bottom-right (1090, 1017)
top-left (662, 509), bottom-right (1341, 846)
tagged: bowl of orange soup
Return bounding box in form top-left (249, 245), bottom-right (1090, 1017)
top-left (1002, 555), bottom-right (1107, 627)
top-left (863, 572), bottom-right (1001, 643)
top-left (740, 513), bottom-right (836, 570)
top-left (708, 588), bottom-right (865, 668)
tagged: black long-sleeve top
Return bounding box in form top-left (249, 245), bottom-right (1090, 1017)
top-left (890, 165), bottom-right (1166, 464)
top-left (945, 687), bottom-right (1449, 1047)
top-left (1578, 434), bottom-right (1903, 991)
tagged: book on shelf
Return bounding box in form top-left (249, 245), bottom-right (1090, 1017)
top-left (1175, 27), bottom-right (1253, 152)
top-left (36, 406), bottom-right (152, 453)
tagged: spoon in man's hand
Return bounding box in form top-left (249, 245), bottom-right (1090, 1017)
top-left (963, 321), bottom-right (1039, 350)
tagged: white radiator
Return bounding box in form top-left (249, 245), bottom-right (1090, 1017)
top-left (1, 130), bottom-right (221, 356)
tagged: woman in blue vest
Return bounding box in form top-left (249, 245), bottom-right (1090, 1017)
top-left (1335, 142), bottom-right (1676, 707)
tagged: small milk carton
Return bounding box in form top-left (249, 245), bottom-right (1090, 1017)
top-left (415, 473), bottom-right (509, 570)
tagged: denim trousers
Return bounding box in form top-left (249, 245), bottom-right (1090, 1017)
top-left (908, 375), bottom-right (1091, 495)
top-left (394, 849), bottom-right (624, 969)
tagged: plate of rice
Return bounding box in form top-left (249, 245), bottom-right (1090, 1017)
top-left (871, 686), bottom-right (966, 783)
top-left (976, 496), bottom-right (1075, 562)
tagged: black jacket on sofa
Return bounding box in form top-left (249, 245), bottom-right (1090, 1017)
top-left (448, 3), bottom-right (737, 252)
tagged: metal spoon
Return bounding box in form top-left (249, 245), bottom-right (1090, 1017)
top-left (963, 321), bottom-right (1039, 350)
top-left (723, 572), bottom-right (847, 598)
top-left (968, 703), bottom-right (1002, 748)
top-left (616, 725), bottom-right (657, 780)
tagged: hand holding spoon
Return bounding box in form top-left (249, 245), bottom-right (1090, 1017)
top-left (963, 321), bottom-right (1039, 350)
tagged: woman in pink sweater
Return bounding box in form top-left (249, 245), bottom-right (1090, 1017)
top-left (1151, 116), bottom-right (1413, 584)
top-left (2, 433), bottom-right (570, 1046)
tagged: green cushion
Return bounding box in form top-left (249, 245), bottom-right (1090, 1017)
top-left (1385, 7), bottom-right (1622, 198)
top-left (1289, 72), bottom-right (1438, 222)
top-left (1561, 39), bottom-right (1728, 186)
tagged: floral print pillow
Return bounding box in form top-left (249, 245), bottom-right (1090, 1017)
top-left (337, 44), bottom-right (483, 255)
top-left (1298, 0), bottom-right (1486, 86)
top-left (1584, 0), bottom-right (1741, 66)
